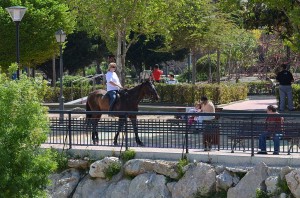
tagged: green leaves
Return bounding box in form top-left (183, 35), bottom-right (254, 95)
top-left (0, 67), bottom-right (56, 197)
top-left (0, 0), bottom-right (76, 70)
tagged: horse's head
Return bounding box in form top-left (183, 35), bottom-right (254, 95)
top-left (142, 80), bottom-right (160, 100)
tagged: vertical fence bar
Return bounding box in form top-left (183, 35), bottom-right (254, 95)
top-left (125, 113), bottom-right (128, 150)
top-left (68, 111), bottom-right (72, 149)
top-left (185, 115), bottom-right (189, 154)
top-left (251, 115), bottom-right (254, 156)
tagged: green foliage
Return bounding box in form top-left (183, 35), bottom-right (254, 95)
top-left (56, 75), bottom-right (90, 87)
top-left (0, 66), bottom-right (56, 197)
top-left (277, 177), bottom-right (291, 195)
top-left (0, 0), bottom-right (76, 69)
top-left (255, 189), bottom-right (269, 198)
top-left (104, 162), bottom-right (122, 180)
top-left (155, 83), bottom-right (248, 105)
top-left (177, 157), bottom-right (189, 180)
top-left (86, 65), bottom-right (97, 76)
top-left (120, 149), bottom-right (136, 162)
top-left (51, 149), bottom-right (69, 172)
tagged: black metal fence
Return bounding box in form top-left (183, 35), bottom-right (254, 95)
top-left (47, 110), bottom-right (300, 156)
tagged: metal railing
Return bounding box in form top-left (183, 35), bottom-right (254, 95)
top-left (46, 110), bottom-right (300, 156)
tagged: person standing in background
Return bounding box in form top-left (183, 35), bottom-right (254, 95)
top-left (152, 64), bottom-right (163, 83)
top-left (276, 63), bottom-right (294, 111)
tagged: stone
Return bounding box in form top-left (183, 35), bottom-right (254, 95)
top-left (227, 162), bottom-right (269, 198)
top-left (265, 176), bottom-right (279, 194)
top-left (153, 160), bottom-right (179, 179)
top-left (171, 162), bottom-right (216, 198)
top-left (68, 159), bottom-right (89, 169)
top-left (48, 168), bottom-right (81, 198)
top-left (124, 159), bottom-right (156, 176)
top-left (128, 173), bottom-right (171, 198)
top-left (216, 170), bottom-right (234, 191)
top-left (89, 157), bottom-right (121, 178)
top-left (285, 169), bottom-right (300, 198)
top-left (280, 166), bottom-right (293, 180)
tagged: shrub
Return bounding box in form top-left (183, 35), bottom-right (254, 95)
top-left (0, 65), bottom-right (57, 197)
top-left (177, 157), bottom-right (189, 179)
top-left (120, 149), bottom-right (136, 162)
top-left (104, 162), bottom-right (122, 180)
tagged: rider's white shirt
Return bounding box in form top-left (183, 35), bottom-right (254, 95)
top-left (106, 71), bottom-right (120, 91)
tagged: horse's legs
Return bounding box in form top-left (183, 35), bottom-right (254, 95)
top-left (91, 118), bottom-right (100, 145)
top-left (113, 116), bottom-right (126, 145)
top-left (130, 116), bottom-right (144, 146)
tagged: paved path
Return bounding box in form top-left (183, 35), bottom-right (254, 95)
top-left (219, 95), bottom-right (277, 111)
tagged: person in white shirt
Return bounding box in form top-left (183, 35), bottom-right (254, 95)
top-left (106, 62), bottom-right (123, 111)
top-left (166, 74), bottom-right (178, 84)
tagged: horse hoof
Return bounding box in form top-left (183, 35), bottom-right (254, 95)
top-left (113, 141), bottom-right (118, 146)
top-left (137, 141), bottom-right (144, 147)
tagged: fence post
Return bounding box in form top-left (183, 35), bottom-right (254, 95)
top-left (125, 113), bottom-right (128, 151)
top-left (185, 114), bottom-right (189, 154)
top-left (68, 111), bottom-right (72, 149)
top-left (251, 114), bottom-right (254, 156)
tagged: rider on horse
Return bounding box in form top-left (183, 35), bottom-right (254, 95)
top-left (106, 62), bottom-right (123, 111)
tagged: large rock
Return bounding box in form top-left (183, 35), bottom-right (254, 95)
top-left (171, 162), bottom-right (216, 198)
top-left (265, 176), bottom-right (279, 194)
top-left (124, 159), bottom-right (179, 179)
top-left (124, 159), bottom-right (156, 176)
top-left (105, 179), bottom-right (131, 198)
top-left (216, 170), bottom-right (234, 191)
top-left (89, 157), bottom-right (121, 178)
top-left (72, 175), bottom-right (109, 198)
top-left (128, 172), bottom-right (171, 198)
top-left (68, 159), bottom-right (89, 169)
top-left (227, 162), bottom-right (269, 198)
top-left (48, 168), bottom-right (81, 198)
top-left (285, 169), bottom-right (300, 198)
top-left (280, 166), bottom-right (294, 180)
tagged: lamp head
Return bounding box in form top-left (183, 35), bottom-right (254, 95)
top-left (6, 6), bottom-right (27, 22)
top-left (55, 29), bottom-right (66, 43)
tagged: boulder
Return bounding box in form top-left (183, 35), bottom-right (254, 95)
top-left (68, 159), bottom-right (89, 169)
top-left (285, 169), bottom-right (300, 198)
top-left (89, 157), bottom-right (121, 178)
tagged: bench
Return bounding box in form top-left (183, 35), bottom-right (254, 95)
top-left (229, 123), bottom-right (300, 154)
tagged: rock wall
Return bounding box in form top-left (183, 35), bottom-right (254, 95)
top-left (47, 157), bottom-right (300, 198)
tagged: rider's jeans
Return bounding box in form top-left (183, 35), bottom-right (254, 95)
top-left (259, 132), bottom-right (281, 152)
top-left (107, 90), bottom-right (117, 111)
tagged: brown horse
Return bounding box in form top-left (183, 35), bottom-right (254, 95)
top-left (86, 81), bottom-right (159, 145)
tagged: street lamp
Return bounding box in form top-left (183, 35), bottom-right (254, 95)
top-left (55, 29), bottom-right (66, 122)
top-left (6, 6), bottom-right (27, 80)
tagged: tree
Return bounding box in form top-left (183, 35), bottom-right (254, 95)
top-left (0, 64), bottom-right (57, 197)
top-left (68, 0), bottom-right (176, 84)
top-left (0, 0), bottom-right (76, 70)
top-left (126, 34), bottom-right (188, 75)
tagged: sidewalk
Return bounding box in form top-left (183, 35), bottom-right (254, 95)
top-left (219, 95), bottom-right (277, 111)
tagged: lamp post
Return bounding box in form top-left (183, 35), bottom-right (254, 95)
top-left (55, 29), bottom-right (66, 122)
top-left (6, 6), bottom-right (27, 80)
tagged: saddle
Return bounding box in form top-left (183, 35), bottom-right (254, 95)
top-left (103, 89), bottom-right (128, 110)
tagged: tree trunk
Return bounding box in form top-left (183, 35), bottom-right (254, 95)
top-left (116, 30), bottom-right (124, 85)
top-left (52, 54), bottom-right (56, 87)
top-left (191, 50), bottom-right (196, 84)
top-left (121, 32), bottom-right (126, 86)
top-left (208, 52), bottom-right (212, 83)
top-left (216, 49), bottom-right (220, 84)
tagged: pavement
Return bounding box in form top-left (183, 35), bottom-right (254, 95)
top-left (219, 95), bottom-right (277, 112)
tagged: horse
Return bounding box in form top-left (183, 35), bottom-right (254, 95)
top-left (86, 80), bottom-right (159, 146)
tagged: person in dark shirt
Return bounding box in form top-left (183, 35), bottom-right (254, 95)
top-left (257, 105), bottom-right (284, 155)
top-left (276, 64), bottom-right (294, 111)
